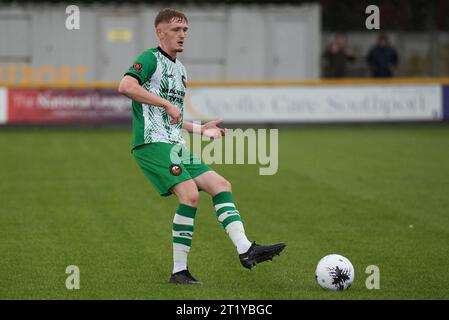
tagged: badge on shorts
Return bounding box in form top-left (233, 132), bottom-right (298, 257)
top-left (169, 164), bottom-right (182, 176)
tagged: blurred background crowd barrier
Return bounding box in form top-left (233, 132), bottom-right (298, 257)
top-left (0, 0), bottom-right (448, 125)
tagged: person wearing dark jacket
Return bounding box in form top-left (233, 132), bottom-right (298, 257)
top-left (367, 34), bottom-right (399, 77)
top-left (324, 34), bottom-right (355, 78)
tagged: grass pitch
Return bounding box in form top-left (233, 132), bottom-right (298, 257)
top-left (0, 125), bottom-right (448, 299)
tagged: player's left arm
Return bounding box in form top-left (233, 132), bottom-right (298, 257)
top-left (183, 120), bottom-right (226, 139)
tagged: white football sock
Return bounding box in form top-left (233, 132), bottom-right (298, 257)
top-left (236, 236), bottom-right (253, 254)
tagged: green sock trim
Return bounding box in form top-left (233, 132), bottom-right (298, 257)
top-left (177, 203), bottom-right (197, 218)
top-left (216, 206), bottom-right (238, 217)
top-left (213, 191), bottom-right (234, 205)
top-left (173, 236), bottom-right (192, 247)
top-left (173, 223), bottom-right (194, 232)
top-left (222, 215), bottom-right (242, 228)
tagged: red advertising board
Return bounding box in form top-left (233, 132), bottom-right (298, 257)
top-left (7, 89), bottom-right (131, 124)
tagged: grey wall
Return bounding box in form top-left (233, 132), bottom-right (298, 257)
top-left (0, 3), bottom-right (321, 82)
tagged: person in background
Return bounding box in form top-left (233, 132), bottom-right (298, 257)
top-left (367, 33), bottom-right (399, 77)
top-left (323, 33), bottom-right (355, 78)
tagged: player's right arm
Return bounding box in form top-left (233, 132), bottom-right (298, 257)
top-left (118, 50), bottom-right (180, 124)
top-left (118, 76), bottom-right (180, 124)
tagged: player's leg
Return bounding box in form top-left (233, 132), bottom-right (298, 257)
top-left (168, 179), bottom-right (202, 284)
top-left (192, 171), bottom-right (251, 252)
top-left (193, 171), bottom-right (286, 269)
top-left (132, 143), bottom-right (201, 284)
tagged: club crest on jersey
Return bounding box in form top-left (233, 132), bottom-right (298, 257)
top-left (169, 164), bottom-right (182, 176)
top-left (132, 63), bottom-right (143, 72)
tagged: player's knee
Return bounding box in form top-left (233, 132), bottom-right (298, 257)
top-left (179, 190), bottom-right (200, 207)
top-left (219, 178), bottom-right (232, 192)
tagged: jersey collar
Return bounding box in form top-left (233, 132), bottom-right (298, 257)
top-left (157, 46), bottom-right (177, 63)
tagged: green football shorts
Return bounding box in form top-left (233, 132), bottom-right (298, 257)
top-left (132, 142), bottom-right (212, 196)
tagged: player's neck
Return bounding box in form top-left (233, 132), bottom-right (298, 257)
top-left (158, 44), bottom-right (177, 62)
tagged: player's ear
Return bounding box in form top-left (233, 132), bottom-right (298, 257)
top-left (155, 25), bottom-right (164, 39)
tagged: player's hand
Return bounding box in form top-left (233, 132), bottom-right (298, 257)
top-left (165, 103), bottom-right (181, 124)
top-left (201, 119), bottom-right (227, 139)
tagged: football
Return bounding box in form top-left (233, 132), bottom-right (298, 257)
top-left (315, 254), bottom-right (354, 291)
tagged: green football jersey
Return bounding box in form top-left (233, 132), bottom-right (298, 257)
top-left (125, 47), bottom-right (187, 149)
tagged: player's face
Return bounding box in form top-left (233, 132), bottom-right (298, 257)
top-left (157, 19), bottom-right (189, 54)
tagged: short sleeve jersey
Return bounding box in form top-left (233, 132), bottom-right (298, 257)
top-left (125, 47), bottom-right (187, 150)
